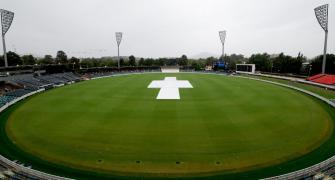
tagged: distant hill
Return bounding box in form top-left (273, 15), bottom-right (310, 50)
top-left (190, 52), bottom-right (219, 59)
top-left (100, 56), bottom-right (129, 60)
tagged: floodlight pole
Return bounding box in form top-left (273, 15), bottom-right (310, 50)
top-left (117, 44), bottom-right (120, 69)
top-left (221, 43), bottom-right (225, 60)
top-left (219, 31), bottom-right (226, 60)
top-left (0, 10), bottom-right (5, 67)
top-left (1, 9), bottom-right (14, 68)
top-left (314, 4), bottom-right (329, 74)
top-left (322, 30), bottom-right (328, 74)
top-left (115, 32), bottom-right (123, 70)
top-left (1, 34), bottom-right (7, 67)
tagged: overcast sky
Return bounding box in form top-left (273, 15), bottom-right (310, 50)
top-left (1, 0), bottom-right (334, 59)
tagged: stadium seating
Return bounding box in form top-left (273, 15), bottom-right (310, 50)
top-left (2, 72), bottom-right (80, 89)
top-left (5, 89), bottom-right (32, 97)
top-left (6, 74), bottom-right (50, 90)
top-left (307, 74), bottom-right (335, 85)
top-left (62, 72), bottom-right (81, 82)
top-left (0, 72), bottom-right (82, 108)
top-left (33, 72), bottom-right (80, 85)
top-left (36, 75), bottom-right (66, 85)
top-left (0, 95), bottom-right (16, 106)
top-left (307, 74), bottom-right (326, 81)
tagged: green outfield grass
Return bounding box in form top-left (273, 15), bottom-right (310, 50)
top-left (1, 73), bottom-right (335, 179)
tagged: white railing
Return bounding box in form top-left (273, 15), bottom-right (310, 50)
top-left (0, 155), bottom-right (72, 180)
top-left (0, 89), bottom-right (45, 113)
top-left (263, 156), bottom-right (335, 180)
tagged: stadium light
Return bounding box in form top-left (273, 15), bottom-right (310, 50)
top-left (1, 9), bottom-right (14, 68)
top-left (115, 32), bottom-right (123, 69)
top-left (314, 4), bottom-right (329, 74)
top-left (219, 31), bottom-right (226, 60)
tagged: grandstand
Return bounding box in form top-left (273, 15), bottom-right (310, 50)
top-left (0, 72), bottom-right (81, 108)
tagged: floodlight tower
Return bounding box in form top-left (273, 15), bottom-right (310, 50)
top-left (115, 32), bottom-right (123, 69)
top-left (314, 4), bottom-right (329, 74)
top-left (219, 31), bottom-right (226, 60)
top-left (1, 9), bottom-right (14, 68)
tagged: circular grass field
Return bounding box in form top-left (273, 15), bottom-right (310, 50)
top-left (1, 73), bottom-right (335, 179)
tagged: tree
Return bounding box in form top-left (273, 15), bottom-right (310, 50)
top-left (79, 59), bottom-right (91, 68)
top-left (0, 55), bottom-right (4, 66)
top-left (129, 55), bottom-right (136, 66)
top-left (100, 57), bottom-right (117, 67)
top-left (22, 55), bottom-right (36, 65)
top-left (143, 58), bottom-right (155, 66)
top-left (191, 61), bottom-right (203, 70)
top-left (310, 54), bottom-right (335, 75)
top-left (224, 54), bottom-right (245, 70)
top-left (165, 58), bottom-right (178, 66)
top-left (119, 58), bottom-right (125, 66)
top-left (155, 58), bottom-right (166, 66)
top-left (297, 52), bottom-right (307, 63)
top-left (138, 58), bottom-right (145, 66)
top-left (69, 57), bottom-right (80, 64)
top-left (248, 53), bottom-right (271, 72)
top-left (69, 57), bottom-right (80, 70)
top-left (7, 51), bottom-right (22, 66)
top-left (178, 55), bottom-right (188, 66)
top-left (271, 53), bottom-right (303, 74)
top-left (272, 53), bottom-right (287, 73)
top-left (205, 57), bottom-right (216, 66)
top-left (79, 58), bottom-right (100, 68)
top-left (292, 53), bottom-right (304, 74)
top-left (297, 52), bottom-right (307, 74)
top-left (55, 50), bottom-right (68, 64)
top-left (38, 55), bottom-right (54, 65)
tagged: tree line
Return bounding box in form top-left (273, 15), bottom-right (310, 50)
top-left (1, 50), bottom-right (334, 76)
top-left (246, 53), bottom-right (335, 75)
top-left (0, 51), bottom-right (80, 67)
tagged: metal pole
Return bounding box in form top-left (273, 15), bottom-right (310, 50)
top-left (2, 34), bottom-right (7, 67)
top-left (219, 31), bottom-right (226, 61)
top-left (322, 31), bottom-right (328, 74)
top-left (117, 45), bottom-right (120, 69)
top-left (222, 43), bottom-right (224, 60)
top-left (115, 32), bottom-right (122, 70)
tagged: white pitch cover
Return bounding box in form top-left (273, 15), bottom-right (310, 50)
top-left (148, 77), bottom-right (193, 99)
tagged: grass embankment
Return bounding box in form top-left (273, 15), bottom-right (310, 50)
top-left (241, 74), bottom-right (335, 99)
